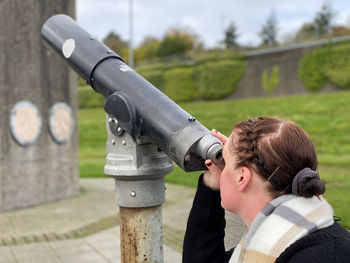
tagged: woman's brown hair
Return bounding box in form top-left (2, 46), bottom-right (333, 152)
top-left (231, 116), bottom-right (325, 197)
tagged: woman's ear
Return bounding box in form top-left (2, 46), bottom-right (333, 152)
top-left (238, 167), bottom-right (252, 192)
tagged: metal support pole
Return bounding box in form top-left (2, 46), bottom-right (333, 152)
top-left (120, 206), bottom-right (163, 262)
top-left (105, 115), bottom-right (173, 263)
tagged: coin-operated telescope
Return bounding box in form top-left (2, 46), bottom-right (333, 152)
top-left (41, 14), bottom-right (223, 263)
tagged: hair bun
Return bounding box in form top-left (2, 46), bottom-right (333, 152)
top-left (292, 168), bottom-right (326, 197)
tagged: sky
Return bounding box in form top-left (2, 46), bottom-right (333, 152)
top-left (76, 0), bottom-right (350, 48)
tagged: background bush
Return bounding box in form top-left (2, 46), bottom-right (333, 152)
top-left (164, 67), bottom-right (199, 102)
top-left (137, 69), bottom-right (165, 91)
top-left (78, 43), bottom-right (350, 108)
top-left (323, 44), bottom-right (350, 89)
top-left (299, 48), bottom-right (328, 92)
top-left (136, 63), bottom-right (167, 91)
top-left (195, 53), bottom-right (245, 66)
top-left (262, 66), bottom-right (280, 95)
top-left (299, 43), bottom-right (350, 92)
top-left (195, 60), bottom-right (246, 100)
top-left (79, 55), bottom-right (247, 107)
top-left (79, 85), bottom-right (104, 108)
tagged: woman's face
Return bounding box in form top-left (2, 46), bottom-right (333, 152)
top-left (219, 132), bottom-right (241, 212)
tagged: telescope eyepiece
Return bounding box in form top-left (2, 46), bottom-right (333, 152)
top-left (196, 134), bottom-right (224, 166)
top-left (206, 143), bottom-right (223, 164)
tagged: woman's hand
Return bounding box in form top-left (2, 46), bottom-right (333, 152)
top-left (203, 129), bottom-right (228, 191)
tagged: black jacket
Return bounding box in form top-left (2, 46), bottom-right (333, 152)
top-left (183, 175), bottom-right (350, 263)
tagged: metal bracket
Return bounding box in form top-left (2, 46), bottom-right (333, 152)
top-left (104, 91), bottom-right (141, 137)
top-left (104, 114), bottom-right (173, 208)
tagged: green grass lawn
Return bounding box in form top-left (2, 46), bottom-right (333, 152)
top-left (79, 91), bottom-right (350, 229)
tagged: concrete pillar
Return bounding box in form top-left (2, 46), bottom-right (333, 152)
top-left (0, 0), bottom-right (79, 211)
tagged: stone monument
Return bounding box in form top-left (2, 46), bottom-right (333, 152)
top-left (0, 0), bottom-right (79, 212)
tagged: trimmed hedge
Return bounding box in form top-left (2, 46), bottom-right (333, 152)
top-left (137, 69), bottom-right (165, 91)
top-left (164, 67), bottom-right (199, 102)
top-left (79, 77), bottom-right (87, 86)
top-left (137, 63), bottom-right (168, 91)
top-left (196, 53), bottom-right (245, 66)
top-left (194, 60), bottom-right (246, 100)
top-left (79, 85), bottom-right (104, 108)
top-left (299, 48), bottom-right (328, 92)
top-left (79, 55), bottom-right (247, 108)
top-left (324, 44), bottom-right (350, 89)
top-left (299, 43), bottom-right (350, 92)
top-left (135, 63), bottom-right (166, 72)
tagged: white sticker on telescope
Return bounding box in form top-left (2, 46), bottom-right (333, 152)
top-left (62, 39), bottom-right (76, 59)
top-left (119, 65), bottom-right (133, 72)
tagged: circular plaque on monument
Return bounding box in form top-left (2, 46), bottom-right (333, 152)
top-left (49, 102), bottom-right (75, 144)
top-left (10, 101), bottom-right (42, 146)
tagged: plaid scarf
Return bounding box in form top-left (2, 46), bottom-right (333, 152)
top-left (229, 195), bottom-right (334, 263)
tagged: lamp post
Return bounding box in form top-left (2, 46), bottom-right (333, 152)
top-left (128, 0), bottom-right (134, 67)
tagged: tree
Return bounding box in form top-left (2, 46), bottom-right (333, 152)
top-left (223, 21), bottom-right (238, 51)
top-left (134, 36), bottom-right (161, 62)
top-left (314, 1), bottom-right (335, 37)
top-left (290, 1), bottom-right (336, 43)
top-left (259, 10), bottom-right (278, 46)
top-left (294, 22), bottom-right (317, 42)
top-left (103, 31), bottom-right (128, 58)
top-left (157, 28), bottom-right (197, 58)
top-left (330, 26), bottom-right (350, 37)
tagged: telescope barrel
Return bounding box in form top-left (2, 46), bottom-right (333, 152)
top-left (41, 14), bottom-right (223, 171)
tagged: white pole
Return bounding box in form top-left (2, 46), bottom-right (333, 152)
top-left (129, 0), bottom-right (134, 67)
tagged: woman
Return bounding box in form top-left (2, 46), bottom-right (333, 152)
top-left (183, 116), bottom-right (350, 263)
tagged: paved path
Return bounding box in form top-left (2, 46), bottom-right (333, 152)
top-left (0, 178), bottom-right (246, 263)
top-left (0, 226), bottom-right (181, 263)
